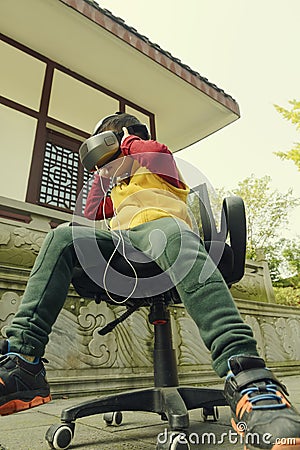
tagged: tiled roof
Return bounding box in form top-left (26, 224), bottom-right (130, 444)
top-left (60, 0), bottom-right (240, 115)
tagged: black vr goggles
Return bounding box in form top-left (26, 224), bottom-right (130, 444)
top-left (79, 123), bottom-right (150, 172)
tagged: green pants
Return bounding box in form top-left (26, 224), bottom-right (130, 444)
top-left (6, 217), bottom-right (258, 377)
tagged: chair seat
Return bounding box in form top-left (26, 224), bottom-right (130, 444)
top-left (72, 241), bottom-right (234, 303)
top-left (204, 241), bottom-right (234, 285)
top-left (109, 241), bottom-right (234, 280)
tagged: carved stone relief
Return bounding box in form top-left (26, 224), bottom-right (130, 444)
top-left (232, 275), bottom-right (260, 299)
top-left (244, 315), bottom-right (266, 360)
top-left (231, 261), bottom-right (275, 303)
top-left (44, 303), bottom-right (155, 370)
top-left (262, 317), bottom-right (300, 362)
top-left (0, 291), bottom-right (21, 337)
top-left (177, 315), bottom-right (211, 365)
top-left (0, 224), bottom-right (45, 268)
top-left (128, 307), bottom-right (153, 367)
top-left (13, 227), bottom-right (44, 254)
top-left (1, 287), bottom-right (300, 374)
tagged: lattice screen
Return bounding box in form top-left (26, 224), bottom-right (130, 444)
top-left (39, 130), bottom-right (90, 214)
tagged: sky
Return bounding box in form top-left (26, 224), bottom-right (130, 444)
top-left (97, 0), bottom-right (299, 238)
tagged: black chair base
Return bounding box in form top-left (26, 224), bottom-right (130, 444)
top-left (46, 300), bottom-right (227, 449)
top-left (60, 384), bottom-right (227, 426)
top-left (46, 387), bottom-right (226, 449)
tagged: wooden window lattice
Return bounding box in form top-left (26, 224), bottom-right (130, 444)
top-left (39, 130), bottom-right (90, 214)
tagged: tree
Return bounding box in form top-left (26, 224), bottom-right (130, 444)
top-left (274, 100), bottom-right (300, 171)
top-left (231, 175), bottom-right (299, 263)
top-left (212, 175), bottom-right (299, 281)
top-left (190, 174), bottom-right (299, 281)
top-left (264, 238), bottom-right (300, 281)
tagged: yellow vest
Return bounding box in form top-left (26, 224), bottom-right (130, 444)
top-left (110, 166), bottom-right (192, 230)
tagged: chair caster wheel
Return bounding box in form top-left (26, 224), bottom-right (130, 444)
top-left (103, 411), bottom-right (123, 426)
top-left (45, 423), bottom-right (75, 449)
top-left (156, 431), bottom-right (190, 450)
top-left (202, 406), bottom-right (219, 422)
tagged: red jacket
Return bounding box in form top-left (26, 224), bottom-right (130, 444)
top-left (84, 135), bottom-right (182, 221)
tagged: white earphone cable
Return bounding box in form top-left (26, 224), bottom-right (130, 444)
top-left (96, 161), bottom-right (138, 304)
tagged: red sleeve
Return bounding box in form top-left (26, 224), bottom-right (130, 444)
top-left (120, 135), bottom-right (182, 188)
top-left (84, 174), bottom-right (114, 221)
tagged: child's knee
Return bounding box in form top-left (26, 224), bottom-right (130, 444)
top-left (51, 225), bottom-right (74, 244)
top-left (163, 217), bottom-right (191, 239)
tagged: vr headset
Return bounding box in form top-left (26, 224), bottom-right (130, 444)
top-left (79, 123), bottom-right (150, 172)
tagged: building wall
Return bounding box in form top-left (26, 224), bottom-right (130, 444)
top-left (0, 105), bottom-right (37, 201)
top-left (0, 34), bottom-right (154, 212)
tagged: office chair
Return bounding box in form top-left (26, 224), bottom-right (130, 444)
top-left (46, 184), bottom-right (246, 450)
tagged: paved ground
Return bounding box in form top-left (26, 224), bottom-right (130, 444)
top-left (0, 375), bottom-right (300, 450)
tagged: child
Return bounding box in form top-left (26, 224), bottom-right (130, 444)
top-left (0, 113), bottom-right (299, 449)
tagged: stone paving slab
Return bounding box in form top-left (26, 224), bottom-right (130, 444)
top-left (0, 376), bottom-right (299, 450)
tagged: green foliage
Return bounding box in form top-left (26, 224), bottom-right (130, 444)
top-left (263, 238), bottom-right (300, 281)
top-left (187, 191), bottom-right (203, 236)
top-left (273, 286), bottom-right (300, 307)
top-left (282, 239), bottom-right (300, 274)
top-left (273, 273), bottom-right (300, 288)
top-left (274, 100), bottom-right (300, 171)
top-left (231, 174), bottom-right (299, 263)
top-left (273, 269), bottom-right (300, 308)
top-left (213, 175), bottom-right (299, 282)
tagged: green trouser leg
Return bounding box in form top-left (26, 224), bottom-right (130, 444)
top-left (128, 218), bottom-right (258, 377)
top-left (6, 225), bottom-right (115, 357)
top-left (7, 217), bottom-right (258, 377)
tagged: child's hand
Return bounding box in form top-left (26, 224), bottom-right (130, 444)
top-left (121, 127), bottom-right (130, 143)
top-left (95, 167), bottom-right (109, 178)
